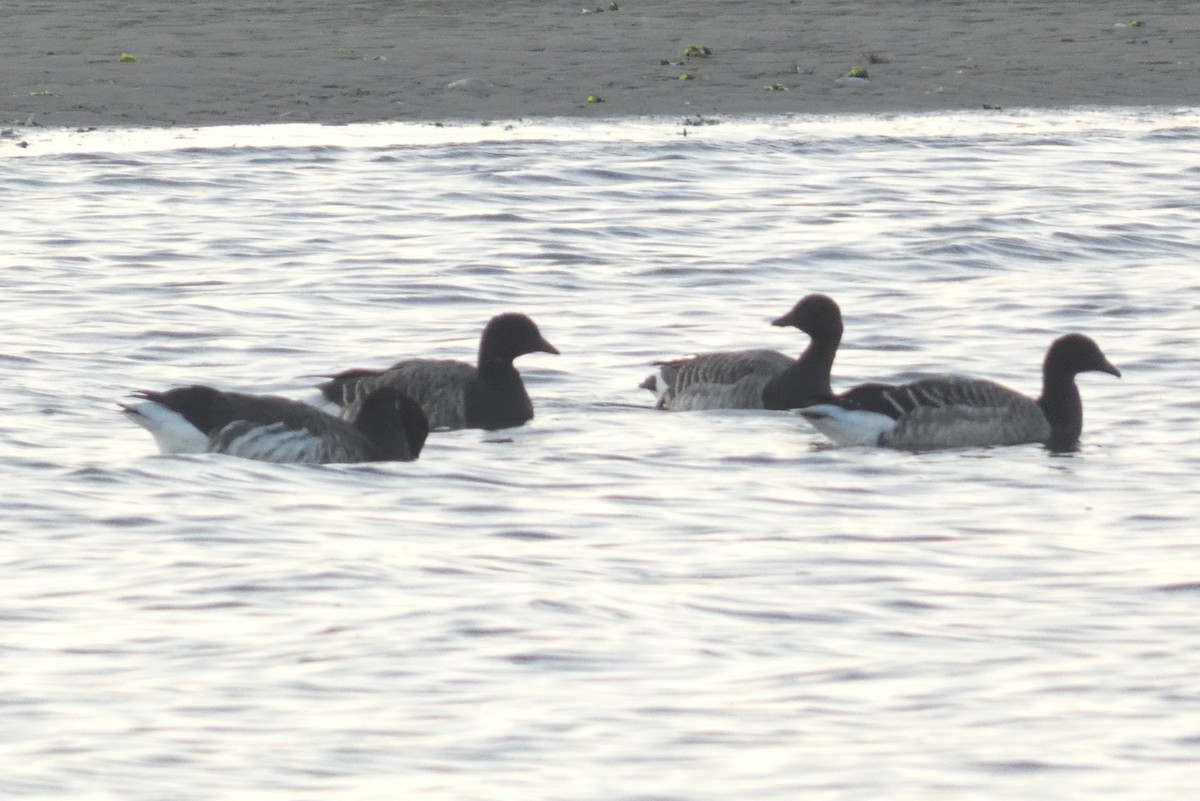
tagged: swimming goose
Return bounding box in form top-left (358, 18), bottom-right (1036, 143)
top-left (641, 294), bottom-right (843, 411)
top-left (798, 333), bottom-right (1120, 451)
top-left (317, 312), bottom-right (559, 431)
top-left (121, 385), bottom-right (428, 463)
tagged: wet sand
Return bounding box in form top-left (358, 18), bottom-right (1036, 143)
top-left (3, 1), bottom-right (1198, 129)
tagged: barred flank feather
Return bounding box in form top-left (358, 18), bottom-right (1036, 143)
top-left (649, 349), bottom-right (794, 411)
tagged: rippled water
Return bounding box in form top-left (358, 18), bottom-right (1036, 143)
top-left (3, 108), bottom-right (1200, 799)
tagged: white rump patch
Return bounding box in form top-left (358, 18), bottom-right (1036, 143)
top-left (797, 405), bottom-right (895, 447)
top-left (640, 371), bottom-right (671, 407)
top-left (121, 400), bottom-right (210, 454)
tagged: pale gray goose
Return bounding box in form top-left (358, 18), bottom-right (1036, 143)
top-left (121, 385), bottom-right (427, 464)
top-left (798, 333), bottom-right (1120, 451)
top-left (641, 294), bottom-right (843, 411)
top-left (318, 312), bottom-right (559, 431)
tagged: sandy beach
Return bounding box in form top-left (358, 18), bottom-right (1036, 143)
top-left (4, 0), bottom-right (1198, 129)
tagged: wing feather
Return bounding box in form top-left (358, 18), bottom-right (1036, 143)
top-left (881, 377), bottom-right (1050, 449)
top-left (339, 359), bottom-right (474, 430)
top-left (651, 349), bottom-right (793, 411)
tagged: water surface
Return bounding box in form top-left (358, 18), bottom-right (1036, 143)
top-left (2, 108), bottom-right (1199, 800)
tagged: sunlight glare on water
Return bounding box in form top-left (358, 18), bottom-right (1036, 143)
top-left (1, 108), bottom-right (1199, 800)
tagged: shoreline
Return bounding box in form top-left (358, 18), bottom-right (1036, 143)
top-left (4, 2), bottom-right (1198, 130)
top-left (7, 106), bottom-right (1196, 162)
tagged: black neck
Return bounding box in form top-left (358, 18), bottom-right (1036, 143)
top-left (464, 364), bottom-right (533, 429)
top-left (1038, 371), bottom-right (1083, 451)
top-left (478, 357), bottom-right (518, 382)
top-left (797, 332), bottom-right (840, 389)
top-left (761, 332), bottom-right (840, 410)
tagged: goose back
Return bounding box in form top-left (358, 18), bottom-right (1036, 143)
top-left (328, 359), bottom-right (478, 430)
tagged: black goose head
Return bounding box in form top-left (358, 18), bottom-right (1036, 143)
top-left (1043, 333), bottom-right (1121, 381)
top-left (1039, 334), bottom-right (1120, 452)
top-left (353, 387), bottom-right (429, 461)
top-left (770, 294), bottom-right (844, 343)
top-left (477, 313), bottom-right (560, 368)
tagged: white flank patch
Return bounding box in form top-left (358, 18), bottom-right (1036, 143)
top-left (797, 405), bottom-right (895, 447)
top-left (121, 401), bottom-right (210, 454)
top-left (640, 371), bottom-right (670, 406)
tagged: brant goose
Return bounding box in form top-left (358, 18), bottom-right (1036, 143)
top-left (641, 294), bottom-right (843, 411)
top-left (317, 312), bottom-right (559, 431)
top-left (798, 333), bottom-right (1120, 451)
top-left (121, 385), bottom-right (428, 464)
